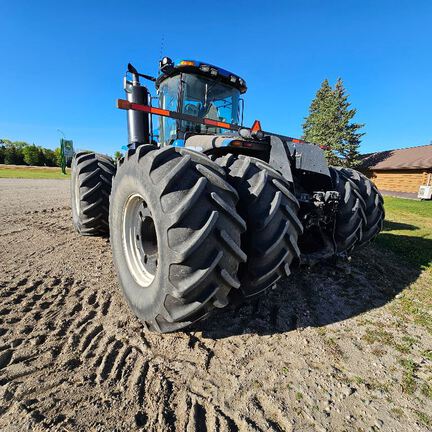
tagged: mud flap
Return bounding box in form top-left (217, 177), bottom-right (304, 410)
top-left (268, 135), bottom-right (294, 183)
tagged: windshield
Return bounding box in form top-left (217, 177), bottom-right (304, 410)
top-left (158, 75), bottom-right (180, 146)
top-left (158, 73), bottom-right (241, 146)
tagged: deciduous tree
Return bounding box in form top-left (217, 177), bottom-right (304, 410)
top-left (113, 150), bottom-right (123, 161)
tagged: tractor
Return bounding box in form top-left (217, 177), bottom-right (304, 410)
top-left (70, 57), bottom-right (384, 332)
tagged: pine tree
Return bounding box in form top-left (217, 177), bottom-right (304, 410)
top-left (302, 78), bottom-right (364, 167)
top-left (302, 79), bottom-right (340, 165)
top-left (333, 78), bottom-right (364, 167)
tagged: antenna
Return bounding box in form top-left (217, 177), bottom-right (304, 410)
top-left (159, 34), bottom-right (165, 59)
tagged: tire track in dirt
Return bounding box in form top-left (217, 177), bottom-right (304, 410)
top-left (1, 179), bottom-right (431, 431)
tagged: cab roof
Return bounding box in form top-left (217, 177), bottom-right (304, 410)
top-left (156, 58), bottom-right (247, 94)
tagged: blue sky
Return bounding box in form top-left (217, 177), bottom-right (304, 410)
top-left (1, 0), bottom-right (431, 155)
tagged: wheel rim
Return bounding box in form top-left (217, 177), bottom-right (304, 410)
top-left (122, 194), bottom-right (158, 287)
top-left (74, 171), bottom-right (81, 215)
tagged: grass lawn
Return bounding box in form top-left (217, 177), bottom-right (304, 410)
top-left (376, 196), bottom-right (432, 335)
top-left (0, 165), bottom-right (70, 179)
top-left (357, 196), bottom-right (432, 423)
top-left (377, 196), bottom-right (432, 272)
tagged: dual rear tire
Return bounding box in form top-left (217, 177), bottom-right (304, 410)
top-left (298, 166), bottom-right (384, 262)
top-left (71, 152), bottom-right (115, 235)
top-left (324, 166), bottom-right (384, 256)
top-left (329, 166), bottom-right (365, 254)
top-left (216, 155), bottom-right (303, 299)
top-left (335, 167), bottom-right (385, 246)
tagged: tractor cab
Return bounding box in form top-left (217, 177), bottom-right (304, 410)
top-left (155, 57), bottom-right (247, 146)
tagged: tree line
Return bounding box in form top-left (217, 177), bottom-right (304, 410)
top-left (0, 139), bottom-right (61, 167)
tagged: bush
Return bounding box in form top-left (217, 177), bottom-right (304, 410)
top-left (0, 138), bottom-right (60, 167)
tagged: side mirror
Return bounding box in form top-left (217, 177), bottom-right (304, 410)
top-left (128, 63), bottom-right (138, 74)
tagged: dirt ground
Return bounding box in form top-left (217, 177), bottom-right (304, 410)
top-left (0, 178), bottom-right (431, 432)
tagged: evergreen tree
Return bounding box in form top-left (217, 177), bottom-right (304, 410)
top-left (302, 78), bottom-right (364, 167)
top-left (333, 78), bottom-right (364, 167)
top-left (302, 79), bottom-right (340, 165)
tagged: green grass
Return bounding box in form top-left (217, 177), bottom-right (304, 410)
top-left (399, 358), bottom-right (417, 395)
top-left (421, 382), bottom-right (432, 399)
top-left (383, 196), bottom-right (432, 219)
top-left (376, 196), bottom-right (432, 272)
top-left (422, 350), bottom-right (432, 361)
top-left (352, 376), bottom-right (365, 385)
top-left (0, 166), bottom-right (70, 179)
top-left (295, 391), bottom-right (303, 401)
top-left (391, 407), bottom-right (404, 419)
top-left (362, 328), bottom-right (394, 346)
top-left (413, 409), bottom-right (432, 428)
top-left (375, 196), bottom-right (432, 338)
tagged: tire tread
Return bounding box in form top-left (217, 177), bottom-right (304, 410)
top-left (71, 152), bottom-right (115, 236)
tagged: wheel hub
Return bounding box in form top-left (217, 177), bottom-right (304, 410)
top-left (74, 173), bottom-right (81, 215)
top-left (123, 194), bottom-right (159, 287)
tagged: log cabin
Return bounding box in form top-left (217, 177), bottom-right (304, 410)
top-left (360, 144), bottom-right (432, 195)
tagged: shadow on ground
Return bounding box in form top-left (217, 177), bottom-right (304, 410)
top-left (194, 231), bottom-right (431, 339)
top-left (382, 220), bottom-right (419, 231)
top-left (376, 233), bottom-right (432, 270)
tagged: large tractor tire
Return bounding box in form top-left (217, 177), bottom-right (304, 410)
top-left (71, 152), bottom-right (115, 236)
top-left (329, 166), bottom-right (365, 254)
top-left (109, 145), bottom-right (246, 333)
top-left (216, 154), bottom-right (303, 299)
top-left (335, 167), bottom-right (385, 246)
top-left (301, 167), bottom-right (364, 262)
